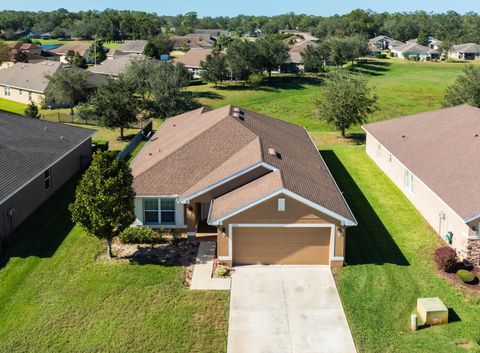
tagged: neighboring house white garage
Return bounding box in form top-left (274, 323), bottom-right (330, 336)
top-left (363, 105), bottom-right (480, 265)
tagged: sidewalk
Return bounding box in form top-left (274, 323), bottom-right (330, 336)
top-left (190, 240), bottom-right (231, 290)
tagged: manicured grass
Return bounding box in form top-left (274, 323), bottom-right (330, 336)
top-left (0, 178), bottom-right (229, 353)
top-left (321, 143), bottom-right (480, 353)
top-left (0, 98), bottom-right (27, 115)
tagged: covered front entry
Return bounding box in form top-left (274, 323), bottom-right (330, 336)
top-left (232, 226), bottom-right (331, 266)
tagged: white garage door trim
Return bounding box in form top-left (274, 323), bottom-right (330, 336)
top-left (218, 223), bottom-right (343, 263)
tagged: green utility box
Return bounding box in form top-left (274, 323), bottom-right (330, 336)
top-left (417, 297), bottom-right (448, 326)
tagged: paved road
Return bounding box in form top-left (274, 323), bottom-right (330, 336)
top-left (227, 266), bottom-right (357, 353)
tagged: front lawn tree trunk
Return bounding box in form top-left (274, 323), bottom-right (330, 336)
top-left (120, 127), bottom-right (124, 139)
top-left (106, 238), bottom-right (113, 260)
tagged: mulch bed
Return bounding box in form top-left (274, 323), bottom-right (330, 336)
top-left (439, 266), bottom-right (480, 292)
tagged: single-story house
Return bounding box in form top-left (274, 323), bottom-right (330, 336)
top-left (363, 105), bottom-right (480, 265)
top-left (0, 42), bottom-right (59, 69)
top-left (0, 61), bottom-right (63, 104)
top-left (407, 36), bottom-right (442, 50)
top-left (448, 43), bottom-right (480, 61)
top-left (117, 40), bottom-right (147, 55)
top-left (50, 42), bottom-right (92, 63)
top-left (0, 112), bottom-right (94, 238)
top-left (0, 61), bottom-right (105, 105)
top-left (279, 30), bottom-right (319, 42)
top-left (367, 43), bottom-right (382, 56)
top-left (106, 48), bottom-right (128, 59)
top-left (130, 106), bottom-right (356, 267)
top-left (88, 55), bottom-right (140, 77)
top-left (194, 29), bottom-right (230, 38)
top-left (391, 42), bottom-right (439, 60)
top-left (369, 35), bottom-right (404, 50)
top-left (172, 34), bottom-right (215, 50)
top-left (277, 40), bottom-right (318, 73)
top-left (175, 48), bottom-right (213, 78)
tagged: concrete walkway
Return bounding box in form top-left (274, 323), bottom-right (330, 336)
top-left (228, 266), bottom-right (357, 353)
top-left (190, 240), bottom-right (231, 290)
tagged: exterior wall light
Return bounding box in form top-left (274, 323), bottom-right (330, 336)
top-left (221, 227), bottom-right (226, 237)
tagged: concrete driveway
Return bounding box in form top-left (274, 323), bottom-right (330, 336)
top-left (227, 266), bottom-right (357, 353)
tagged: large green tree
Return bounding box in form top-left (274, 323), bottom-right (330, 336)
top-left (316, 69), bottom-right (377, 137)
top-left (226, 39), bottom-right (260, 81)
top-left (142, 35), bottom-right (174, 59)
top-left (301, 44), bottom-right (327, 73)
top-left (256, 34), bottom-right (289, 77)
top-left (70, 151), bottom-right (135, 260)
top-left (45, 69), bottom-right (90, 114)
top-left (123, 59), bottom-right (197, 119)
top-left (87, 40), bottom-right (106, 64)
top-left (65, 49), bottom-right (87, 69)
top-left (444, 65), bottom-right (480, 108)
top-left (90, 75), bottom-right (138, 138)
top-left (200, 51), bottom-right (228, 86)
top-left (0, 41), bottom-right (10, 64)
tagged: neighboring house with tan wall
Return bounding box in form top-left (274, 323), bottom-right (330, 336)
top-left (363, 105), bottom-right (480, 265)
top-left (0, 61), bottom-right (62, 105)
top-left (0, 112), bottom-right (94, 238)
top-left (448, 43), bottom-right (480, 61)
top-left (50, 42), bottom-right (92, 63)
top-left (130, 106), bottom-right (356, 268)
top-left (175, 48), bottom-right (213, 78)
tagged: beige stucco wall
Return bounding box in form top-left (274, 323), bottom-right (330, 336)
top-left (448, 52), bottom-right (480, 61)
top-left (0, 85), bottom-right (44, 105)
top-left (365, 132), bottom-right (472, 257)
top-left (217, 193), bottom-right (345, 267)
top-left (0, 138), bottom-right (92, 238)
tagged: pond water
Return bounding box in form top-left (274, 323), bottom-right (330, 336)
top-left (41, 44), bottom-right (62, 50)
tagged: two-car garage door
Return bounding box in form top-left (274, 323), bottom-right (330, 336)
top-left (232, 227), bottom-right (331, 266)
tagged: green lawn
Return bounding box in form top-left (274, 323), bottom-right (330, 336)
top-left (0, 178), bottom-right (229, 353)
top-left (190, 58), bottom-right (470, 133)
top-left (0, 98), bottom-right (27, 115)
top-left (322, 143), bottom-right (480, 353)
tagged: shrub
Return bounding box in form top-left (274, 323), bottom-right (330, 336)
top-left (215, 265), bottom-right (230, 278)
top-left (434, 246), bottom-right (458, 272)
top-left (248, 72), bottom-right (263, 87)
top-left (119, 227), bottom-right (163, 244)
top-left (456, 269), bottom-right (476, 284)
top-left (93, 140), bottom-right (109, 152)
top-left (390, 52), bottom-right (395, 57)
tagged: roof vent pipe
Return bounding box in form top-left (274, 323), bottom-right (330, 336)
top-left (268, 148), bottom-right (276, 155)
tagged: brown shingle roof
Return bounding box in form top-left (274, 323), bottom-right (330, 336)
top-left (118, 40), bottom-right (147, 54)
top-left (176, 48), bottom-right (213, 68)
top-left (132, 106), bottom-right (355, 224)
top-left (363, 104), bottom-right (480, 221)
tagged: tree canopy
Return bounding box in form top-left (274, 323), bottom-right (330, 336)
top-left (316, 70), bottom-right (377, 137)
top-left (45, 69), bottom-right (90, 113)
top-left (70, 151), bottom-right (135, 259)
top-left (200, 51), bottom-right (228, 86)
top-left (256, 35), bottom-right (289, 77)
top-left (444, 65), bottom-right (480, 108)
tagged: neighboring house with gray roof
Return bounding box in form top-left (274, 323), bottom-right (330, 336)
top-left (130, 105), bottom-right (356, 268)
top-left (448, 43), bottom-right (480, 61)
top-left (0, 61), bottom-right (105, 105)
top-left (0, 61), bottom-right (62, 105)
top-left (363, 105), bottom-right (480, 265)
top-left (88, 55), bottom-right (140, 77)
top-left (369, 35), bottom-right (404, 50)
top-left (407, 36), bottom-right (442, 50)
top-left (118, 40), bottom-right (148, 55)
top-left (0, 112), bottom-right (94, 238)
top-left (50, 42), bottom-right (92, 63)
top-left (391, 42), bottom-right (439, 60)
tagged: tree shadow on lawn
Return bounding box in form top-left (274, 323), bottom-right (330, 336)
top-left (0, 176), bottom-right (78, 269)
top-left (321, 150), bottom-right (409, 266)
top-left (195, 90), bottom-right (224, 100)
top-left (216, 76), bottom-right (322, 92)
top-left (352, 60), bottom-right (392, 77)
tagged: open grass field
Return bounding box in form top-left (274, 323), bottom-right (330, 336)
top-left (320, 142), bottom-right (480, 353)
top-left (190, 58), bottom-right (470, 132)
top-left (11, 39), bottom-right (123, 49)
top-left (0, 178), bottom-right (229, 353)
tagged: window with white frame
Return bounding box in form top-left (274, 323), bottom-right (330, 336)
top-left (4, 86), bottom-right (10, 96)
top-left (376, 143), bottom-right (382, 159)
top-left (278, 198), bottom-right (285, 212)
top-left (404, 169), bottom-right (414, 193)
top-left (28, 92), bottom-right (32, 101)
top-left (143, 198), bottom-right (176, 225)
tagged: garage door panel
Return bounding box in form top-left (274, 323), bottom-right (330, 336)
top-left (233, 227), bottom-right (330, 266)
